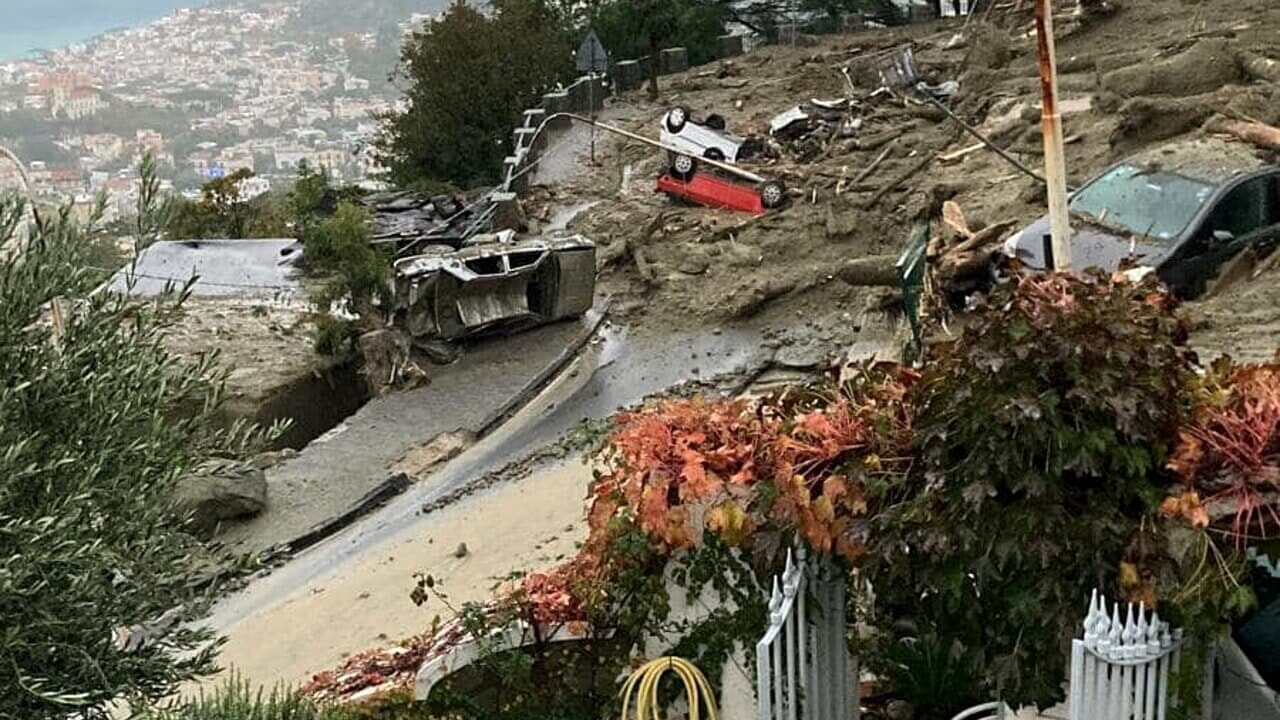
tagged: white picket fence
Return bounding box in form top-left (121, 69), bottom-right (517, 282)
top-left (1068, 590), bottom-right (1191, 720)
top-left (756, 547), bottom-right (858, 720)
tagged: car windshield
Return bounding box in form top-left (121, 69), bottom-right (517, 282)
top-left (1068, 164), bottom-right (1215, 243)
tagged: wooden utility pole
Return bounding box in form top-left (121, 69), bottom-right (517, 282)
top-left (1034, 0), bottom-right (1072, 270)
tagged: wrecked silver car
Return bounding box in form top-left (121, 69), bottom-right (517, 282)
top-left (392, 232), bottom-right (596, 340)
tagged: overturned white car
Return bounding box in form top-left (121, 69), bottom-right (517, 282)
top-left (391, 232), bottom-right (596, 341)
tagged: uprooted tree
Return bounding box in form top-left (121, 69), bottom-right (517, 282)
top-left (0, 160), bottom-right (276, 716)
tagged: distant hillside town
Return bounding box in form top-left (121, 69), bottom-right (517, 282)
top-left (0, 0), bottom-right (440, 220)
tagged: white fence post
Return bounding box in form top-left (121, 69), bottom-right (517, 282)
top-left (1069, 589), bottom-right (1194, 720)
top-left (756, 548), bottom-right (856, 720)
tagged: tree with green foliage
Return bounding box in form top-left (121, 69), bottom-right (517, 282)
top-left (375, 0), bottom-right (574, 189)
top-left (287, 162), bottom-right (338, 228)
top-left (0, 160), bottom-right (276, 716)
top-left (168, 169), bottom-right (276, 240)
top-left (167, 164), bottom-right (354, 241)
top-left (303, 201), bottom-right (389, 321)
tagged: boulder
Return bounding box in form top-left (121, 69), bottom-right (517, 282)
top-left (1101, 39), bottom-right (1241, 98)
top-left (965, 24), bottom-right (1011, 70)
top-left (175, 459), bottom-right (267, 535)
top-left (359, 327), bottom-right (413, 394)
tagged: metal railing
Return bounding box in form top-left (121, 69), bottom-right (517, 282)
top-left (756, 547), bottom-right (857, 720)
top-left (1069, 590), bottom-right (1189, 720)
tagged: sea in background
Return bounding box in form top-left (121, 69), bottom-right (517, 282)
top-left (0, 1), bottom-right (200, 61)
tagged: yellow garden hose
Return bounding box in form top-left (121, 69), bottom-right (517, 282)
top-left (620, 656), bottom-right (721, 720)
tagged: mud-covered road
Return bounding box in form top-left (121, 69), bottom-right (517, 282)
top-left (202, 321), bottom-right (779, 685)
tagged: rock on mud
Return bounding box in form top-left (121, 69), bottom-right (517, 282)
top-left (1102, 40), bottom-right (1241, 98)
top-left (1110, 95), bottom-right (1216, 150)
top-left (176, 459), bottom-right (268, 536)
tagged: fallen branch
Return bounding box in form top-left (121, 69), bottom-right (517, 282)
top-left (855, 129), bottom-right (906, 151)
top-left (851, 142), bottom-right (897, 186)
top-left (818, 114), bottom-right (851, 162)
top-left (1204, 116), bottom-right (1280, 151)
top-left (948, 220), bottom-right (1017, 256)
top-left (917, 93), bottom-right (1047, 184)
top-left (941, 200), bottom-right (971, 238)
top-left (861, 154), bottom-right (933, 210)
top-left (939, 143), bottom-right (986, 163)
top-left (936, 248), bottom-right (995, 280)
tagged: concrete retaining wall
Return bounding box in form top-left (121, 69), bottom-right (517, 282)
top-left (566, 74), bottom-right (610, 114)
top-left (614, 59), bottom-right (643, 93)
top-left (660, 47), bottom-right (689, 75)
top-left (777, 23), bottom-right (802, 45)
top-left (716, 34), bottom-right (744, 58)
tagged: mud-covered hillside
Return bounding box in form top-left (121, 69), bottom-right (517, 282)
top-left (532, 0), bottom-right (1280, 358)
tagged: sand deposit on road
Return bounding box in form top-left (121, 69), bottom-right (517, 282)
top-left (206, 459), bottom-right (592, 690)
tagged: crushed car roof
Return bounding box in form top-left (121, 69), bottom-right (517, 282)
top-left (1128, 138), bottom-right (1265, 186)
top-left (393, 233), bottom-right (594, 280)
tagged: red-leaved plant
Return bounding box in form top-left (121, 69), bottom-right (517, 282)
top-left (586, 364), bottom-right (916, 564)
top-left (1163, 357), bottom-right (1280, 544)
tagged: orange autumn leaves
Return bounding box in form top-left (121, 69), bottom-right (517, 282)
top-left (588, 367), bottom-right (916, 563)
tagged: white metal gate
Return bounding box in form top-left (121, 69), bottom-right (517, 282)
top-left (1069, 590), bottom-right (1189, 720)
top-left (756, 547), bottom-right (858, 720)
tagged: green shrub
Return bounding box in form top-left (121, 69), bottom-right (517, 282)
top-left (312, 314), bottom-right (359, 358)
top-left (136, 676), bottom-right (320, 720)
top-left (872, 631), bottom-right (984, 720)
top-left (0, 159), bottom-right (276, 716)
top-left (302, 202), bottom-right (390, 319)
top-left (864, 273), bottom-right (1195, 709)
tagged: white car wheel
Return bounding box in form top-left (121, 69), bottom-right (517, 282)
top-left (673, 154), bottom-right (695, 176)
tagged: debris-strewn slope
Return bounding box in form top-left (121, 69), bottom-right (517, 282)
top-left (533, 0), bottom-right (1280, 359)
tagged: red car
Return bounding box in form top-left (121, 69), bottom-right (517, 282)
top-left (655, 153), bottom-right (786, 215)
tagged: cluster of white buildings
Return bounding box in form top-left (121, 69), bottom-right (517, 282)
top-left (0, 0), bottom-right (417, 206)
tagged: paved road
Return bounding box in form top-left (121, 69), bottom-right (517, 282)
top-left (206, 323), bottom-right (771, 634)
top-left (218, 310), bottom-right (604, 557)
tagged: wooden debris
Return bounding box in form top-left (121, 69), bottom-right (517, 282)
top-left (1205, 117), bottom-right (1280, 151)
top-left (851, 142), bottom-right (897, 186)
top-left (854, 129), bottom-right (907, 151)
top-left (941, 200), bottom-right (971, 238)
top-left (1242, 52), bottom-right (1280, 84)
top-left (861, 154), bottom-right (932, 210)
top-left (837, 255), bottom-right (900, 286)
top-left (928, 200), bottom-right (1018, 289)
top-left (939, 143), bottom-right (986, 163)
top-left (949, 221), bottom-right (1018, 256)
